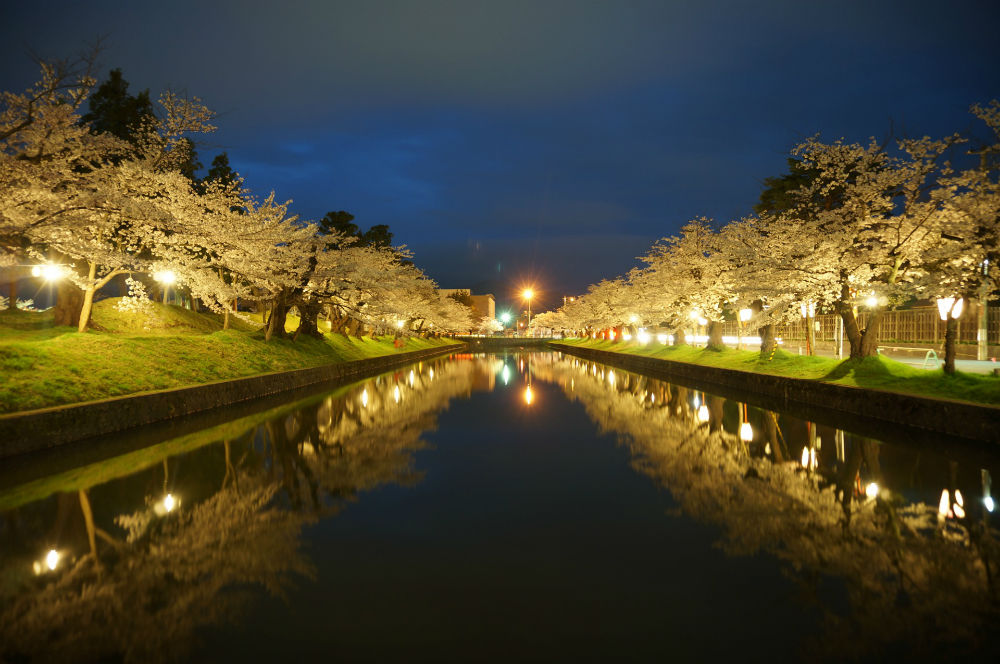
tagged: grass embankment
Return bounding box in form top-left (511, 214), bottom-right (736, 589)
top-left (557, 338), bottom-right (1000, 406)
top-left (0, 300), bottom-right (458, 414)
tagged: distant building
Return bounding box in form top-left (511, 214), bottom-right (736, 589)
top-left (439, 288), bottom-right (495, 323)
top-left (470, 294), bottom-right (495, 321)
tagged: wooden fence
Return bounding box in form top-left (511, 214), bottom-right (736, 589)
top-left (722, 304), bottom-right (1000, 348)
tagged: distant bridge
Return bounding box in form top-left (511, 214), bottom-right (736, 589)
top-left (454, 336), bottom-right (552, 350)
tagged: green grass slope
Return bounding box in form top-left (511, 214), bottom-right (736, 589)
top-left (557, 338), bottom-right (1000, 406)
top-left (0, 299), bottom-right (457, 414)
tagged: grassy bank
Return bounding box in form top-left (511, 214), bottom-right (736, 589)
top-left (0, 300), bottom-right (458, 414)
top-left (556, 338), bottom-right (1000, 406)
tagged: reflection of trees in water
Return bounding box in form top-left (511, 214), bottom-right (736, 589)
top-left (0, 358), bottom-right (476, 663)
top-left (536, 355), bottom-right (1000, 660)
top-left (1, 480), bottom-right (310, 663)
top-left (260, 358), bottom-right (480, 513)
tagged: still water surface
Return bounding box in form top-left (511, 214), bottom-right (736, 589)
top-left (1, 351), bottom-right (998, 662)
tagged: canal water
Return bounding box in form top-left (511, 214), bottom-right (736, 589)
top-left (1, 351), bottom-right (998, 662)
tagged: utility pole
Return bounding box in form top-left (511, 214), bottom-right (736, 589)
top-left (979, 260), bottom-right (989, 360)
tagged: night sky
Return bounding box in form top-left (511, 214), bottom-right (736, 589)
top-left (3, 0), bottom-right (999, 313)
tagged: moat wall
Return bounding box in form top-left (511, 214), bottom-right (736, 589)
top-left (0, 343), bottom-right (464, 458)
top-left (550, 342), bottom-right (1000, 444)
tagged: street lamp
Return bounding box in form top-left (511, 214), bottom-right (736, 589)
top-left (738, 308), bottom-right (752, 349)
top-left (30, 263), bottom-right (67, 282)
top-left (153, 270), bottom-right (176, 305)
top-left (522, 289), bottom-right (534, 335)
top-left (936, 297), bottom-right (964, 321)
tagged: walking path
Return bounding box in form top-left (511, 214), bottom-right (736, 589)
top-left (807, 346), bottom-right (999, 374)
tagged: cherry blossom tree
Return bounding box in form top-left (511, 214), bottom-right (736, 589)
top-left (637, 218), bottom-right (738, 348)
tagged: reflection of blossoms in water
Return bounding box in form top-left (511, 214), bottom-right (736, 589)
top-left (535, 355), bottom-right (1000, 661)
top-left (1, 481), bottom-right (312, 663)
top-left (0, 356), bottom-right (479, 663)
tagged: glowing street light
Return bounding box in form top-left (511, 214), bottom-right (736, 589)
top-left (936, 297), bottom-right (964, 321)
top-left (153, 270), bottom-right (176, 285)
top-left (738, 308), bottom-right (752, 349)
top-left (865, 482), bottom-right (880, 500)
top-left (154, 270), bottom-right (177, 305)
top-left (31, 263), bottom-right (67, 282)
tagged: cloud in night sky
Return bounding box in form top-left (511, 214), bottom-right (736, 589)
top-left (2, 0), bottom-right (999, 311)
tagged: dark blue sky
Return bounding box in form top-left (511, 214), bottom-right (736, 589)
top-left (3, 0), bottom-right (999, 312)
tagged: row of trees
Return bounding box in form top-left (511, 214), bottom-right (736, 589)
top-left (0, 54), bottom-right (473, 338)
top-left (533, 102), bottom-right (1000, 373)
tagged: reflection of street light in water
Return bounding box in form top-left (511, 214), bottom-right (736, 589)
top-left (33, 548), bottom-right (62, 575)
top-left (523, 354), bottom-right (534, 405)
top-left (984, 470), bottom-right (995, 513)
top-left (739, 403), bottom-right (753, 442)
top-left (154, 492), bottom-right (180, 516)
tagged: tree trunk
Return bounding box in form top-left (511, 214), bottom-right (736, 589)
top-left (53, 280), bottom-right (85, 327)
top-left (708, 395), bottom-right (725, 434)
top-left (7, 279), bottom-right (16, 310)
top-left (78, 287), bottom-right (96, 333)
top-left (76, 263), bottom-right (98, 333)
top-left (673, 327), bottom-right (687, 346)
top-left (266, 291), bottom-right (289, 342)
top-left (837, 299), bottom-right (865, 358)
top-left (805, 315), bottom-right (816, 355)
top-left (78, 490), bottom-right (98, 559)
top-left (294, 302), bottom-right (323, 339)
top-left (859, 309), bottom-right (884, 358)
top-left (759, 324), bottom-right (776, 359)
top-left (223, 307), bottom-right (230, 330)
top-left (706, 320), bottom-right (724, 350)
top-left (944, 315), bottom-right (958, 375)
top-left (763, 411), bottom-right (785, 462)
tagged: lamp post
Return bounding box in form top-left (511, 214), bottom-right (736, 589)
top-left (154, 270), bottom-right (176, 305)
top-left (937, 297), bottom-right (964, 375)
top-left (522, 289), bottom-right (534, 336)
top-left (738, 308), bottom-right (752, 350)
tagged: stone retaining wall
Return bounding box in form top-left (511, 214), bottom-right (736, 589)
top-left (550, 343), bottom-right (1000, 444)
top-left (0, 343), bottom-right (464, 458)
